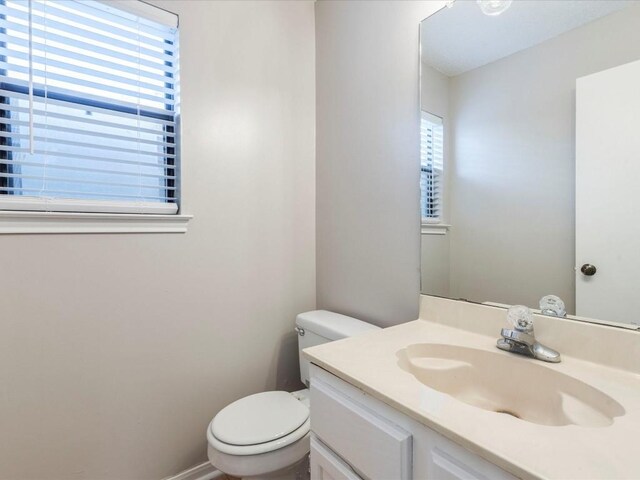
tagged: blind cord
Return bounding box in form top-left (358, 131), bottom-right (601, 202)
top-left (27, 0), bottom-right (33, 155)
top-left (137, 17), bottom-right (142, 204)
top-left (41, 0), bottom-right (49, 206)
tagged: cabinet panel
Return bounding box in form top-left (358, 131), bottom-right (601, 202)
top-left (430, 447), bottom-right (490, 480)
top-left (311, 378), bottom-right (412, 480)
top-left (310, 435), bottom-right (363, 480)
top-left (428, 445), bottom-right (515, 480)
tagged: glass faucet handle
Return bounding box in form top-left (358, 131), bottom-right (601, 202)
top-left (507, 305), bottom-right (534, 332)
top-left (539, 295), bottom-right (566, 318)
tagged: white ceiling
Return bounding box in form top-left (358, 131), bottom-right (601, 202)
top-left (421, 0), bottom-right (636, 77)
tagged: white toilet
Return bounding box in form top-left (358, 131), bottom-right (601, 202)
top-left (206, 310), bottom-right (380, 479)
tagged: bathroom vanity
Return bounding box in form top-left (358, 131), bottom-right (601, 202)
top-left (304, 296), bottom-right (640, 480)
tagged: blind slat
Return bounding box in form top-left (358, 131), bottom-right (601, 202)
top-left (1, 78), bottom-right (175, 119)
top-left (0, 24), bottom-right (173, 77)
top-left (0, 52), bottom-right (174, 94)
top-left (0, 172), bottom-right (175, 191)
top-left (12, 0), bottom-right (177, 50)
top-left (51, 0), bottom-right (178, 35)
top-left (0, 133), bottom-right (176, 159)
top-left (0, 10), bottom-right (175, 62)
top-left (3, 159), bottom-right (175, 180)
top-left (0, 63), bottom-right (175, 106)
top-left (0, 186), bottom-right (175, 202)
top-left (0, 35), bottom-right (173, 84)
top-left (0, 89), bottom-right (176, 127)
top-left (0, 119), bottom-right (174, 148)
top-left (0, 146), bottom-right (175, 170)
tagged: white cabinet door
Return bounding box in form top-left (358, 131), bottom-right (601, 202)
top-left (576, 59), bottom-right (640, 325)
top-left (310, 435), bottom-right (363, 480)
top-left (429, 446), bottom-right (512, 480)
top-left (311, 379), bottom-right (412, 480)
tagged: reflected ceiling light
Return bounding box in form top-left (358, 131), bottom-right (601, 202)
top-left (476, 0), bottom-right (513, 16)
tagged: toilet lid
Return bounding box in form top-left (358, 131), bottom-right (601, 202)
top-left (212, 391), bottom-right (310, 446)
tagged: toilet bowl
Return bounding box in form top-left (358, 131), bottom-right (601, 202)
top-left (206, 310), bottom-right (380, 480)
top-left (207, 390), bottom-right (310, 480)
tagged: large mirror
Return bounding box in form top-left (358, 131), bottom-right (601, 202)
top-left (419, 0), bottom-right (640, 328)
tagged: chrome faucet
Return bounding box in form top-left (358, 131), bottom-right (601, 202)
top-left (497, 305), bottom-right (561, 363)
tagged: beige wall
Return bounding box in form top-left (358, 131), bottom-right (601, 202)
top-left (316, 1), bottom-right (445, 327)
top-left (420, 232), bottom-right (450, 297)
top-left (447, 5), bottom-right (640, 313)
top-left (0, 1), bottom-right (316, 479)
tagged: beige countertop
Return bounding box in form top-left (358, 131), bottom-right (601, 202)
top-left (303, 315), bottom-right (640, 480)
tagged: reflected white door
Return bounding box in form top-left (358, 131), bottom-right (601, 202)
top-left (576, 59), bottom-right (640, 325)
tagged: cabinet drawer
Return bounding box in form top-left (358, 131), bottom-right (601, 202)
top-left (429, 444), bottom-right (515, 480)
top-left (311, 379), bottom-right (412, 480)
top-left (310, 435), bottom-right (363, 480)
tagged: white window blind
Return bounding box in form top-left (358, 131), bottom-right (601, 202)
top-left (0, 0), bottom-right (179, 214)
top-left (420, 111), bottom-right (443, 222)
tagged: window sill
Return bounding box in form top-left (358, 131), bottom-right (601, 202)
top-left (421, 223), bottom-right (451, 235)
top-left (0, 211), bottom-right (193, 234)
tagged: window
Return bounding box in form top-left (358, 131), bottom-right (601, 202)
top-left (420, 111), bottom-right (443, 223)
top-left (0, 0), bottom-right (179, 215)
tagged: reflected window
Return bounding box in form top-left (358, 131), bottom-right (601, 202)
top-left (420, 111), bottom-right (443, 223)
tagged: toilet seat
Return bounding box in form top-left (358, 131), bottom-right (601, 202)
top-left (207, 390), bottom-right (310, 456)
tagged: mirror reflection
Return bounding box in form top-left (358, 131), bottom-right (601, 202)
top-left (419, 0), bottom-right (640, 327)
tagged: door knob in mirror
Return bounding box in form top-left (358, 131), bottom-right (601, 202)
top-left (581, 264), bottom-right (597, 276)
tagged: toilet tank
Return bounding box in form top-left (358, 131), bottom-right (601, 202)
top-left (295, 310), bottom-right (380, 386)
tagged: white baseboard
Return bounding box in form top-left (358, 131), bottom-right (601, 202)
top-left (164, 461), bottom-right (223, 480)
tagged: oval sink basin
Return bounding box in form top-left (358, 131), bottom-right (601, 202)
top-left (397, 343), bottom-right (625, 427)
